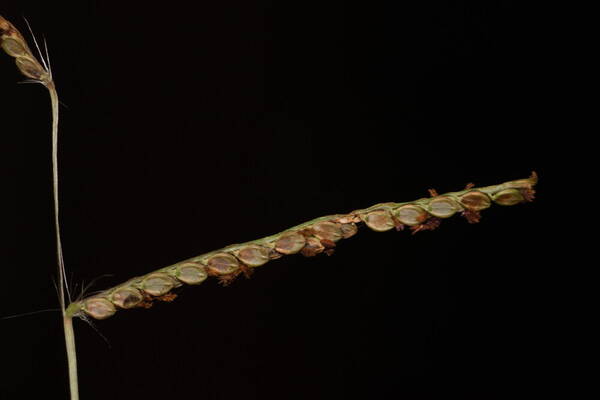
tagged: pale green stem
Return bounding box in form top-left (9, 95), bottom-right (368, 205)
top-left (48, 81), bottom-right (79, 400)
top-left (63, 316), bottom-right (79, 400)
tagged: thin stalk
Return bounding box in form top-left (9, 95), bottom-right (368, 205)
top-left (63, 316), bottom-right (79, 400)
top-left (49, 83), bottom-right (65, 309)
top-left (49, 82), bottom-right (79, 400)
top-left (1, 15), bottom-right (79, 400)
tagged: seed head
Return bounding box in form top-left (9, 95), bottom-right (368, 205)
top-left (0, 15), bottom-right (50, 84)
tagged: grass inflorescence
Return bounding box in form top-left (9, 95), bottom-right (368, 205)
top-left (67, 173), bottom-right (538, 321)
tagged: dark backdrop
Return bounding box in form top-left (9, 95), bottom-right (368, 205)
top-left (1, 1), bottom-right (553, 399)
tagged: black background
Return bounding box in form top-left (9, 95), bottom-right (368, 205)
top-left (1, 1), bottom-right (554, 399)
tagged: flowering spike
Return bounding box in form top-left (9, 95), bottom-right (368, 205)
top-left (66, 173), bottom-right (538, 320)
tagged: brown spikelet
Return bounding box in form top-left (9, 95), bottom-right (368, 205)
top-left (300, 237), bottom-right (325, 257)
top-left (299, 227), bottom-right (317, 238)
top-left (275, 232), bottom-right (306, 255)
top-left (464, 182), bottom-right (475, 190)
top-left (320, 239), bottom-right (336, 256)
top-left (428, 188), bottom-right (439, 197)
top-left (340, 223), bottom-right (358, 238)
top-left (320, 239), bottom-right (336, 249)
top-left (0, 15), bottom-right (50, 83)
top-left (0, 17), bottom-right (9, 33)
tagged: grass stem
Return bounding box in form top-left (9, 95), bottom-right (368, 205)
top-left (63, 316), bottom-right (79, 400)
top-left (1, 15), bottom-right (79, 399)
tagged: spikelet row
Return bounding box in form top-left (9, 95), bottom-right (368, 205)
top-left (67, 172), bottom-right (537, 320)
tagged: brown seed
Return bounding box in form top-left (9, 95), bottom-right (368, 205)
top-left (300, 236), bottom-right (325, 257)
top-left (206, 253), bottom-right (240, 275)
top-left (459, 191), bottom-right (491, 211)
top-left (83, 298), bottom-right (116, 320)
top-left (111, 287), bottom-right (144, 309)
top-left (312, 221), bottom-right (343, 242)
top-left (492, 189), bottom-right (525, 206)
top-left (320, 238), bottom-right (336, 249)
top-left (394, 205), bottom-right (428, 226)
top-left (340, 223), bottom-right (358, 238)
top-left (176, 262), bottom-right (208, 284)
top-left (275, 232), bottom-right (306, 254)
top-left (364, 210), bottom-right (395, 232)
top-left (428, 196), bottom-right (459, 218)
top-left (142, 273), bottom-right (175, 296)
top-left (236, 245), bottom-right (270, 267)
top-left (0, 17), bottom-right (11, 33)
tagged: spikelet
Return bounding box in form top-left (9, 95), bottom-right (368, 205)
top-left (0, 15), bottom-right (50, 84)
